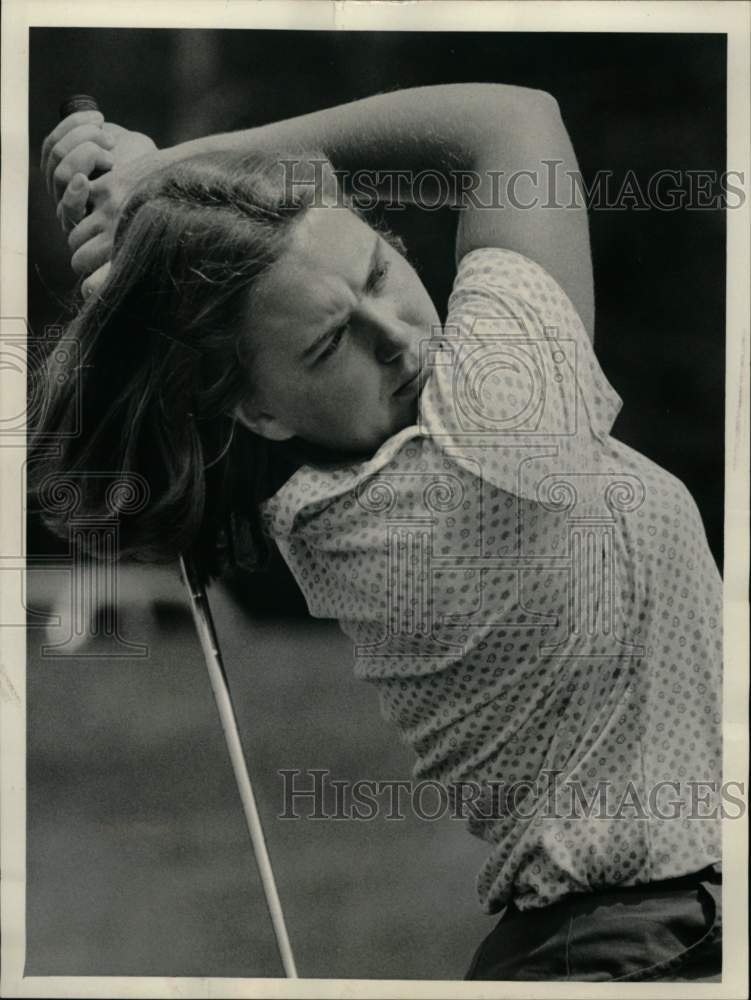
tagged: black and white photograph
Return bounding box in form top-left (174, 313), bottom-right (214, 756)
top-left (1, 1), bottom-right (749, 996)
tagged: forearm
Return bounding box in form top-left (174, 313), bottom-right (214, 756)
top-left (53, 83), bottom-right (592, 336)
top-left (155, 83), bottom-right (552, 180)
top-left (155, 83), bottom-right (592, 334)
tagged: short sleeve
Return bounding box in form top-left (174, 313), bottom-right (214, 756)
top-left (271, 494), bottom-right (390, 624)
top-left (418, 247), bottom-right (623, 501)
top-left (261, 246), bottom-right (625, 625)
top-left (269, 436), bottom-right (501, 680)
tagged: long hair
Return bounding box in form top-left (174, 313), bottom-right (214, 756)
top-left (29, 148), bottom-right (343, 578)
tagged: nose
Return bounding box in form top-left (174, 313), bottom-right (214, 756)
top-left (364, 302), bottom-right (414, 365)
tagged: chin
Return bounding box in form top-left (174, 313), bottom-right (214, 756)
top-left (388, 405), bottom-right (418, 439)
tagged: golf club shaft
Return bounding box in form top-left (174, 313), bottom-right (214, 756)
top-left (179, 555), bottom-right (299, 978)
top-left (58, 93), bottom-right (298, 979)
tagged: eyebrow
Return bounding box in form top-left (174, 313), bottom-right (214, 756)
top-left (301, 237), bottom-right (381, 362)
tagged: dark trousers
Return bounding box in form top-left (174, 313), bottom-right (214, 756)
top-left (465, 864), bottom-right (722, 982)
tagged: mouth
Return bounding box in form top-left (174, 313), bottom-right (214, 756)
top-left (393, 365), bottom-right (425, 399)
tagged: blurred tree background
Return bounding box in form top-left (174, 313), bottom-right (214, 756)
top-left (29, 28), bottom-right (726, 572)
top-left (26, 27), bottom-right (727, 981)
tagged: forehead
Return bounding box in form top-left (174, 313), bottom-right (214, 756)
top-left (251, 205), bottom-right (376, 332)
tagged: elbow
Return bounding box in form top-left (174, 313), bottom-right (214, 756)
top-left (468, 84), bottom-right (565, 145)
top-left (509, 85), bottom-right (563, 127)
top-left (531, 87), bottom-right (560, 112)
top-left (443, 83), bottom-right (564, 151)
top-left (480, 83), bottom-right (561, 115)
top-left (462, 84), bottom-right (566, 167)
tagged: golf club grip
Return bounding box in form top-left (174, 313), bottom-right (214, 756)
top-left (59, 94), bottom-right (107, 185)
top-left (59, 93), bottom-right (100, 119)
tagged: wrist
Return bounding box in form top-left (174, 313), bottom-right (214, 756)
top-left (157, 127), bottom-right (264, 167)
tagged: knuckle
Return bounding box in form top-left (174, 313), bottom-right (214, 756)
top-left (67, 143), bottom-right (95, 170)
top-left (69, 110), bottom-right (102, 128)
top-left (60, 182), bottom-right (77, 207)
top-left (61, 184), bottom-right (83, 212)
top-left (53, 162), bottom-right (70, 190)
top-left (64, 124), bottom-right (94, 151)
top-left (78, 140), bottom-right (100, 159)
top-left (50, 138), bottom-right (65, 167)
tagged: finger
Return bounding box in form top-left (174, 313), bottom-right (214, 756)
top-left (53, 143), bottom-right (115, 202)
top-left (100, 123), bottom-right (128, 143)
top-left (87, 172), bottom-right (114, 203)
top-left (45, 123), bottom-right (115, 196)
top-left (40, 110), bottom-right (104, 176)
top-left (81, 262), bottom-right (111, 300)
top-left (57, 174), bottom-right (91, 235)
top-left (66, 202), bottom-right (105, 250)
top-left (71, 231), bottom-right (112, 277)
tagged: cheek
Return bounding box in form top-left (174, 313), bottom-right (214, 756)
top-left (293, 372), bottom-right (366, 426)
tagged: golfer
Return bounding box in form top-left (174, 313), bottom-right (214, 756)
top-left (36, 84), bottom-right (723, 981)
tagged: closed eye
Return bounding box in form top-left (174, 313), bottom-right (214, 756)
top-left (365, 259), bottom-right (390, 295)
top-left (312, 245), bottom-right (390, 365)
top-left (317, 321), bottom-right (350, 362)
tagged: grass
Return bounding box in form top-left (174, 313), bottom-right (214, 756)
top-left (25, 561), bottom-right (490, 979)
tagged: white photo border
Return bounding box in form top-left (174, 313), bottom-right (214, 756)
top-left (2, 2), bottom-right (749, 998)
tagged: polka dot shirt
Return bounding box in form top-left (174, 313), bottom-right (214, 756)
top-left (261, 248), bottom-right (723, 914)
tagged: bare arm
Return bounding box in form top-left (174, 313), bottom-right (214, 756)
top-left (44, 84), bottom-right (593, 336)
top-left (154, 85), bottom-right (593, 334)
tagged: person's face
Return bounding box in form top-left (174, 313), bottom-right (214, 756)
top-left (233, 204), bottom-right (442, 456)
